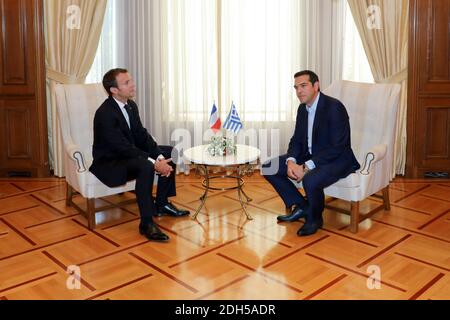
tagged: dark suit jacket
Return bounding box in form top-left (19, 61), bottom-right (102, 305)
top-left (287, 93), bottom-right (360, 178)
top-left (89, 96), bottom-right (163, 187)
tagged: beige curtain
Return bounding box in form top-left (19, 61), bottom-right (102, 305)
top-left (347, 0), bottom-right (409, 176)
top-left (45, 0), bottom-right (108, 177)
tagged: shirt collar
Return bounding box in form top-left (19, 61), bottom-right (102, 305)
top-left (113, 97), bottom-right (127, 110)
top-left (306, 92), bottom-right (320, 113)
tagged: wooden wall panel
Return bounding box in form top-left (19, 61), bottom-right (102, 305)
top-left (419, 100), bottom-right (450, 161)
top-left (425, 109), bottom-right (449, 158)
top-left (0, 0), bottom-right (49, 177)
top-left (1, 0), bottom-right (27, 85)
top-left (5, 103), bottom-right (32, 159)
top-left (0, 0), bottom-right (35, 95)
top-left (429, 1), bottom-right (449, 82)
top-left (407, 0), bottom-right (450, 178)
top-left (417, 0), bottom-right (450, 93)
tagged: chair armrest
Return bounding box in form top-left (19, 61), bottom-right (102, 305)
top-left (65, 144), bottom-right (87, 173)
top-left (360, 144), bottom-right (387, 175)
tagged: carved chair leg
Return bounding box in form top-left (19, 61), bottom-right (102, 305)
top-left (350, 201), bottom-right (360, 233)
top-left (87, 198), bottom-right (96, 230)
top-left (382, 185), bottom-right (391, 211)
top-left (66, 182), bottom-right (74, 207)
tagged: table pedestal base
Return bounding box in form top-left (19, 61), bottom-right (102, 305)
top-left (192, 165), bottom-right (255, 220)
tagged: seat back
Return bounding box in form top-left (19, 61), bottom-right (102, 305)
top-left (55, 83), bottom-right (108, 167)
top-left (323, 80), bottom-right (401, 176)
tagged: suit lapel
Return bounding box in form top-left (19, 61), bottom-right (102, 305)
top-left (126, 100), bottom-right (137, 131)
top-left (300, 105), bottom-right (309, 149)
top-left (109, 97), bottom-right (134, 142)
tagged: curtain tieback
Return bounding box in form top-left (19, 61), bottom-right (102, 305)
top-left (46, 68), bottom-right (86, 84)
top-left (377, 68), bottom-right (407, 84)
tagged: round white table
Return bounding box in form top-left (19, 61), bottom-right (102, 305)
top-left (184, 144), bottom-right (261, 220)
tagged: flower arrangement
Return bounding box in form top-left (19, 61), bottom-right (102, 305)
top-left (206, 136), bottom-right (237, 156)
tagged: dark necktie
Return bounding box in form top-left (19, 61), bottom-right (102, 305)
top-left (124, 104), bottom-right (133, 129)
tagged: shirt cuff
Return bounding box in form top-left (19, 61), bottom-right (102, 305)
top-left (148, 155), bottom-right (165, 164)
top-left (286, 157), bottom-right (297, 165)
top-left (305, 160), bottom-right (316, 170)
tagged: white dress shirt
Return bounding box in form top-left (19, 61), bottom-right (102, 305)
top-left (287, 93), bottom-right (320, 170)
top-left (113, 97), bottom-right (130, 129)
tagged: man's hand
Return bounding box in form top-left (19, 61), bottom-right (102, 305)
top-left (154, 158), bottom-right (174, 177)
top-left (287, 161), bottom-right (305, 183)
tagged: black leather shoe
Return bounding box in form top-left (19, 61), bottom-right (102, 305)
top-left (156, 202), bottom-right (190, 217)
top-left (297, 219), bottom-right (323, 237)
top-left (277, 205), bottom-right (307, 222)
top-left (139, 223), bottom-right (169, 242)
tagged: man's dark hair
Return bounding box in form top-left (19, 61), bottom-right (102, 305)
top-left (294, 70), bottom-right (320, 86)
top-left (103, 68), bottom-right (128, 95)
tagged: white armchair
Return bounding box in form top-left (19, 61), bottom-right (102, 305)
top-left (320, 80), bottom-right (401, 233)
top-left (54, 83), bottom-right (136, 229)
top-left (291, 80), bottom-right (401, 233)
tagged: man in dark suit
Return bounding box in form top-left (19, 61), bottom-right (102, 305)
top-left (90, 68), bottom-right (189, 242)
top-left (263, 70), bottom-right (360, 236)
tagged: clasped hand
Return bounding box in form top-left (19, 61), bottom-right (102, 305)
top-left (287, 161), bottom-right (305, 183)
top-left (154, 158), bottom-right (174, 177)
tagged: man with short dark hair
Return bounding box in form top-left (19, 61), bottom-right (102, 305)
top-left (263, 70), bottom-right (360, 236)
top-left (90, 68), bottom-right (189, 242)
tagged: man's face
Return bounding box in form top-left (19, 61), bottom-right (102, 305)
top-left (294, 75), bottom-right (320, 106)
top-left (112, 72), bottom-right (136, 101)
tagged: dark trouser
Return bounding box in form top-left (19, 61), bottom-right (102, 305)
top-left (124, 145), bottom-right (176, 223)
top-left (262, 154), bottom-right (339, 223)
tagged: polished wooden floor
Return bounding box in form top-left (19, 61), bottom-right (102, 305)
top-left (0, 173), bottom-right (449, 300)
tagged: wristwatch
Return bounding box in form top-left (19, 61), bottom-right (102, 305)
top-left (303, 164), bottom-right (310, 174)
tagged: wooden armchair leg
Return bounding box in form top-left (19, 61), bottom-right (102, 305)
top-left (87, 198), bottom-right (96, 230)
top-left (66, 182), bottom-right (74, 207)
top-left (350, 201), bottom-right (360, 233)
top-left (382, 185), bottom-right (391, 211)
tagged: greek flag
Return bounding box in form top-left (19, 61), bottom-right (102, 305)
top-left (223, 103), bottom-right (243, 134)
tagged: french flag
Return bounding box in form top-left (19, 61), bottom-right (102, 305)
top-left (209, 103), bottom-right (222, 133)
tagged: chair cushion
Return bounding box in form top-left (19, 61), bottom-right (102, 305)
top-left (291, 172), bottom-right (360, 189)
top-left (332, 173), bottom-right (360, 188)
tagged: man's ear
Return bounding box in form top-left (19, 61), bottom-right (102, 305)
top-left (110, 87), bottom-right (119, 95)
top-left (314, 81), bottom-right (320, 91)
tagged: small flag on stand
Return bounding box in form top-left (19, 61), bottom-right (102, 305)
top-left (208, 103), bottom-right (221, 133)
top-left (223, 102), bottom-right (243, 134)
